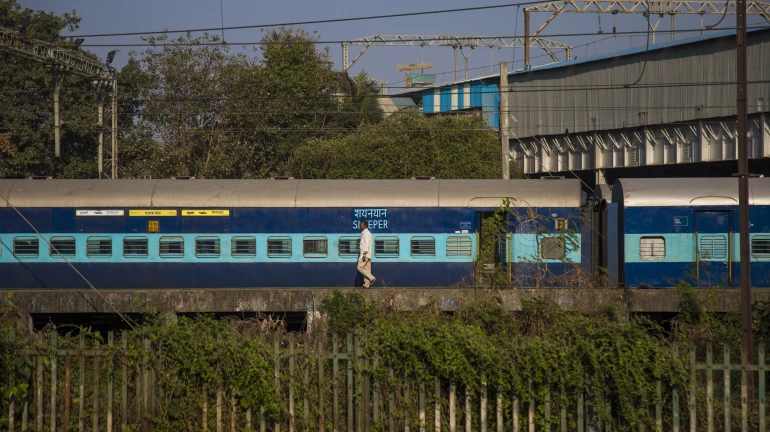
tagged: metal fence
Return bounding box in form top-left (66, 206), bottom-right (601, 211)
top-left (3, 331), bottom-right (770, 432)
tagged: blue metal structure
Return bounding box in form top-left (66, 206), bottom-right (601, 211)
top-left (0, 179), bottom-right (584, 289)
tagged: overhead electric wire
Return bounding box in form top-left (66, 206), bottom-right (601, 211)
top-left (69, 2), bottom-right (552, 38)
top-left (0, 193), bottom-right (137, 329)
top-left (69, 24), bottom-right (770, 47)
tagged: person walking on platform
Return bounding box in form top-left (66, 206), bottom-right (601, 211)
top-left (357, 220), bottom-right (376, 288)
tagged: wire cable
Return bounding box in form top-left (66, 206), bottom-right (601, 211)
top-left (0, 192), bottom-right (137, 329)
top-left (71, 2), bottom-right (549, 38)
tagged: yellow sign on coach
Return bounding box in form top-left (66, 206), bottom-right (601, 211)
top-left (181, 210), bottom-right (230, 217)
top-left (129, 210), bottom-right (177, 217)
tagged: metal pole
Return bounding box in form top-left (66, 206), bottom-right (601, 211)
top-left (454, 47), bottom-right (458, 81)
top-left (111, 78), bottom-right (118, 179)
top-left (53, 72), bottom-right (62, 157)
top-left (500, 62), bottom-right (510, 180)
top-left (97, 90), bottom-right (104, 178)
top-left (736, 0), bottom-right (753, 394)
top-left (524, 12), bottom-right (531, 68)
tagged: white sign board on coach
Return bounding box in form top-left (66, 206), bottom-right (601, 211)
top-left (75, 210), bottom-right (125, 216)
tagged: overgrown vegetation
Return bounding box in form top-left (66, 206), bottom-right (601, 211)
top-left (8, 287), bottom-right (765, 431)
top-left (1, 0), bottom-right (510, 180)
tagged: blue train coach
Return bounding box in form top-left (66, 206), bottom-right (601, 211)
top-left (0, 179), bottom-right (584, 289)
top-left (609, 177), bottom-right (770, 288)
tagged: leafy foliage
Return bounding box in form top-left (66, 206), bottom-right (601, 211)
top-left (319, 289), bottom-right (377, 335)
top-left (290, 114), bottom-right (513, 179)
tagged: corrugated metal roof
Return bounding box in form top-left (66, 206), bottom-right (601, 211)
top-left (391, 26), bottom-right (770, 95)
top-left (0, 179), bottom-right (584, 208)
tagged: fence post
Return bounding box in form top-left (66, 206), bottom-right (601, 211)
top-left (304, 332), bottom-right (310, 432)
top-left (479, 380), bottom-right (486, 432)
top-left (405, 379), bottom-right (411, 432)
top-left (318, 334), bottom-right (325, 432)
top-left (203, 388), bottom-right (208, 431)
top-left (672, 344), bottom-right (680, 432)
top-left (289, 333), bottom-right (295, 432)
top-left (354, 333), bottom-right (361, 432)
top-left (332, 334), bottom-right (339, 432)
top-left (449, 382), bottom-right (456, 432)
top-left (121, 335), bottom-right (127, 432)
top-left (689, 345), bottom-right (696, 432)
top-left (373, 356), bottom-right (380, 427)
top-left (274, 332), bottom-right (281, 432)
top-left (388, 368), bottom-right (394, 432)
top-left (94, 338), bottom-right (101, 432)
top-left (560, 388), bottom-right (566, 432)
top-left (346, 334), bottom-right (353, 432)
top-left (419, 370), bottom-right (426, 432)
top-left (655, 380), bottom-right (662, 432)
top-left (435, 379), bottom-right (441, 432)
top-left (51, 332), bottom-right (58, 432)
top-left (741, 341), bottom-right (748, 432)
top-left (107, 331), bottom-right (114, 432)
top-left (496, 391), bottom-right (502, 432)
top-left (513, 390), bottom-right (520, 432)
top-left (78, 334), bottom-right (84, 432)
top-left (577, 392), bottom-right (583, 432)
top-left (724, 343), bottom-right (731, 432)
top-left (527, 380), bottom-right (534, 432)
top-left (464, 388), bottom-right (470, 432)
top-left (707, 342), bottom-right (713, 432)
top-left (545, 389), bottom-right (551, 430)
top-left (216, 384), bottom-right (222, 432)
top-left (36, 333), bottom-right (43, 432)
top-left (757, 343), bottom-right (767, 432)
top-left (8, 329), bottom-right (15, 432)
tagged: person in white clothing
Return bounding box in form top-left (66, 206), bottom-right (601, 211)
top-left (357, 220), bottom-right (376, 288)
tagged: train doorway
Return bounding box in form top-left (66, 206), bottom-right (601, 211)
top-left (694, 211), bottom-right (733, 287)
top-left (477, 211), bottom-right (510, 281)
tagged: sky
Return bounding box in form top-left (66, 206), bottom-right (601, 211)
top-left (22, 0), bottom-right (765, 90)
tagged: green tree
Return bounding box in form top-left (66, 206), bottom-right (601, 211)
top-left (336, 70), bottom-right (384, 128)
top-left (289, 114), bottom-right (520, 179)
top-left (0, 0), bottom-right (102, 179)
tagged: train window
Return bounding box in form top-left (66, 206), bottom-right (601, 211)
top-left (159, 236), bottom-right (184, 258)
top-left (195, 237), bottom-right (221, 258)
top-left (232, 236), bottom-right (256, 258)
top-left (640, 236), bottom-right (666, 260)
top-left (124, 237), bottom-right (149, 258)
top-left (267, 237), bottom-right (292, 258)
top-left (541, 236), bottom-right (566, 260)
top-left (446, 236), bottom-right (472, 257)
top-left (303, 237), bottom-right (328, 258)
top-left (86, 237), bottom-right (112, 258)
top-left (699, 235), bottom-right (727, 261)
top-left (752, 235), bottom-right (770, 259)
top-left (50, 237), bottom-right (76, 258)
top-left (375, 237), bottom-right (399, 258)
top-left (410, 237), bottom-right (436, 257)
top-left (338, 237), bottom-right (360, 257)
top-left (13, 237), bottom-right (39, 258)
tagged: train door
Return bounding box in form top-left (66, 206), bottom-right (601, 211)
top-left (695, 211), bottom-right (732, 287)
top-left (477, 211), bottom-right (510, 280)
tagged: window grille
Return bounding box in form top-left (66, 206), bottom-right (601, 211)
top-left (446, 236), bottom-right (472, 257)
top-left (752, 235), bottom-right (770, 259)
top-left (375, 237), bottom-right (399, 258)
top-left (338, 237), bottom-right (361, 257)
top-left (124, 237), bottom-right (149, 258)
top-left (13, 237), bottom-right (39, 257)
top-left (50, 237), bottom-right (76, 258)
top-left (640, 236), bottom-right (666, 260)
top-left (195, 237), bottom-right (220, 258)
top-left (267, 237), bottom-right (292, 258)
top-left (410, 237), bottom-right (436, 257)
top-left (700, 235), bottom-right (727, 261)
top-left (232, 237), bottom-right (256, 258)
top-left (86, 237), bottom-right (112, 258)
top-left (160, 236), bottom-right (184, 258)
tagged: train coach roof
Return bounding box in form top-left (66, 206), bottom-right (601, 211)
top-left (613, 178), bottom-right (770, 207)
top-left (0, 179), bottom-right (583, 208)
